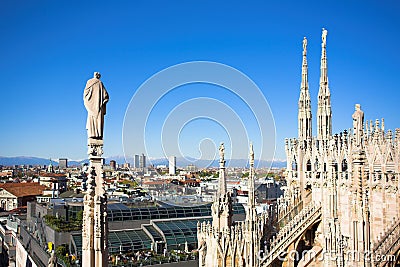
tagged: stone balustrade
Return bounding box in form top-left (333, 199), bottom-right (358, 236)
top-left (260, 201), bottom-right (322, 267)
top-left (372, 217), bottom-right (400, 266)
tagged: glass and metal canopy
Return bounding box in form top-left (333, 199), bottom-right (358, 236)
top-left (70, 203), bottom-right (245, 256)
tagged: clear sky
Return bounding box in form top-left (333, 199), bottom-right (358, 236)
top-left (0, 1), bottom-right (399, 162)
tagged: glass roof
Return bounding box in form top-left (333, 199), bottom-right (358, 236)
top-left (72, 229), bottom-right (152, 255)
top-left (71, 203), bottom-right (245, 255)
top-left (107, 203), bottom-right (244, 221)
top-left (153, 218), bottom-right (210, 250)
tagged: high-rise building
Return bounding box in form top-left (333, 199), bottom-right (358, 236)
top-left (139, 153), bottom-right (146, 168)
top-left (168, 156), bottom-right (176, 175)
top-left (59, 158), bottom-right (68, 169)
top-left (134, 154), bottom-right (140, 168)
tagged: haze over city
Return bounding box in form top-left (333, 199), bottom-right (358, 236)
top-left (1, 1), bottom-right (399, 162)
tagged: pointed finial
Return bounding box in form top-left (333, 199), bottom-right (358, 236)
top-left (302, 37), bottom-right (307, 56)
top-left (370, 120), bottom-right (373, 133)
top-left (375, 119), bottom-right (380, 130)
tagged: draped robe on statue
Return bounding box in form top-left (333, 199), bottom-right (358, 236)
top-left (83, 77), bottom-right (109, 139)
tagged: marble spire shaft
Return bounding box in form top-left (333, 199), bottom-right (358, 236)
top-left (218, 143), bottom-right (227, 197)
top-left (320, 28), bottom-right (328, 85)
top-left (301, 37), bottom-right (309, 92)
top-left (248, 143), bottom-right (255, 209)
top-left (317, 28), bottom-right (332, 140)
top-left (298, 36), bottom-right (312, 140)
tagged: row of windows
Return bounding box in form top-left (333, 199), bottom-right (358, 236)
top-left (291, 159), bottom-right (348, 172)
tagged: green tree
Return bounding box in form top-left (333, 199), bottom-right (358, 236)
top-left (241, 172), bottom-right (249, 178)
top-left (75, 210), bottom-right (83, 222)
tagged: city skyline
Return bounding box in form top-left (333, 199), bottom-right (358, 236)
top-left (1, 1), bottom-right (399, 162)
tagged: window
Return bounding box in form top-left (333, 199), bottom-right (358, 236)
top-left (306, 160), bottom-right (312, 171)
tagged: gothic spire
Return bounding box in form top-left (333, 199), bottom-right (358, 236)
top-left (248, 143), bottom-right (255, 209)
top-left (301, 37), bottom-right (309, 91)
top-left (218, 143), bottom-right (227, 197)
top-left (317, 28), bottom-right (332, 141)
top-left (320, 28), bottom-right (328, 86)
top-left (298, 37), bottom-right (312, 140)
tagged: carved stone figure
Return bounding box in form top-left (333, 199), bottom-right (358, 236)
top-left (219, 143), bottom-right (225, 162)
top-left (322, 28), bottom-right (327, 47)
top-left (84, 72), bottom-right (109, 140)
top-left (352, 104), bottom-right (364, 147)
top-left (303, 37), bottom-right (307, 55)
top-left (249, 143), bottom-right (254, 165)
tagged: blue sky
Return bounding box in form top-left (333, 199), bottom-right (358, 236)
top-left (0, 1), bottom-right (399, 161)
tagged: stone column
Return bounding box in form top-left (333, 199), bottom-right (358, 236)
top-left (88, 139), bottom-right (109, 267)
top-left (82, 165), bottom-right (95, 267)
top-left (349, 149), bottom-right (369, 267)
top-left (82, 72), bottom-right (109, 267)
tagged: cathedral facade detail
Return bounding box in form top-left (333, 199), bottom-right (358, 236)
top-left (197, 143), bottom-right (268, 267)
top-left (198, 29), bottom-right (400, 267)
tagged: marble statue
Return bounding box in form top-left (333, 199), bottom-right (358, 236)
top-left (219, 143), bottom-right (225, 162)
top-left (322, 28), bottom-right (327, 47)
top-left (352, 104), bottom-right (364, 147)
top-left (249, 142), bottom-right (254, 166)
top-left (83, 72), bottom-right (109, 140)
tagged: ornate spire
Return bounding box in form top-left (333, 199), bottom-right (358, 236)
top-left (320, 28), bottom-right (328, 85)
top-left (298, 37), bottom-right (312, 140)
top-left (317, 28), bottom-right (332, 141)
top-left (301, 37), bottom-right (309, 90)
top-left (218, 142), bottom-right (227, 197)
top-left (212, 142), bottom-right (232, 230)
top-left (248, 143), bottom-right (255, 209)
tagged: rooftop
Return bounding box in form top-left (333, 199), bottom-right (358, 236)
top-left (0, 182), bottom-right (45, 197)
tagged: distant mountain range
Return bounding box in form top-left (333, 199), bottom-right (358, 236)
top-left (0, 156), bottom-right (286, 168)
top-left (0, 156), bottom-right (86, 167)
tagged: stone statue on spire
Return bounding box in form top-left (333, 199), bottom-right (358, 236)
top-left (303, 37), bottom-right (307, 56)
top-left (84, 72), bottom-right (109, 140)
top-left (249, 143), bottom-right (254, 167)
top-left (322, 28), bottom-right (328, 48)
top-left (219, 143), bottom-right (225, 163)
top-left (352, 104), bottom-right (364, 147)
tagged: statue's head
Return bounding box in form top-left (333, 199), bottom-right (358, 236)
top-left (355, 104), bottom-right (361, 111)
top-left (94, 72), bottom-right (101, 79)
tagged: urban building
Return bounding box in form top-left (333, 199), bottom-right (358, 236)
top-left (140, 153), bottom-right (146, 169)
top-left (110, 160), bottom-right (116, 170)
top-left (38, 172), bottom-right (68, 194)
top-left (59, 158), bottom-right (68, 169)
top-left (134, 154), bottom-right (140, 168)
top-left (0, 183), bottom-right (45, 211)
top-left (169, 156), bottom-right (176, 175)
